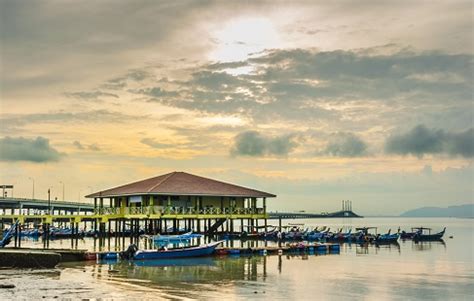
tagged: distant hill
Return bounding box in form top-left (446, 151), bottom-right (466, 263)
top-left (400, 204), bottom-right (474, 218)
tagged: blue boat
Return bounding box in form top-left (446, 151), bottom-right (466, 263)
top-left (0, 220), bottom-right (19, 248)
top-left (375, 230), bottom-right (400, 244)
top-left (133, 241), bottom-right (223, 260)
top-left (152, 232), bottom-right (202, 243)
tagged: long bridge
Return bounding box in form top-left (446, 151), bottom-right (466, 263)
top-left (268, 210), bottom-right (362, 219)
top-left (0, 197), bottom-right (95, 214)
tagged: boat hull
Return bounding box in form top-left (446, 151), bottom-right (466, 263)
top-left (413, 228), bottom-right (446, 241)
top-left (153, 232), bottom-right (202, 243)
top-left (133, 241), bottom-right (222, 260)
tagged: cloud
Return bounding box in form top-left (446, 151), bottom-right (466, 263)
top-left (88, 144), bottom-right (101, 151)
top-left (0, 136), bottom-right (63, 162)
top-left (0, 109), bottom-right (147, 133)
top-left (141, 138), bottom-right (174, 149)
top-left (73, 140), bottom-right (101, 151)
top-left (133, 87), bottom-right (179, 99)
top-left (64, 91), bottom-right (119, 100)
top-left (73, 141), bottom-right (84, 149)
top-left (231, 131), bottom-right (297, 157)
top-left (128, 47), bottom-right (472, 132)
top-left (320, 132), bottom-right (368, 157)
top-left (385, 125), bottom-right (474, 158)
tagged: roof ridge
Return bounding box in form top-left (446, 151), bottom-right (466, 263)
top-left (147, 171), bottom-right (176, 192)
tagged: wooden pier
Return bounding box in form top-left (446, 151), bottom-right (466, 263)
top-left (1, 172), bottom-right (278, 252)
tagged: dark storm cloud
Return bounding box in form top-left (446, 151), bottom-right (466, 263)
top-left (0, 136), bottom-right (63, 162)
top-left (385, 125), bottom-right (474, 158)
top-left (231, 131), bottom-right (297, 157)
top-left (321, 132), bottom-right (368, 157)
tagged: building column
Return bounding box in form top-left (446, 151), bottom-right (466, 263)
top-left (149, 195), bottom-right (154, 214)
top-left (120, 197), bottom-right (126, 215)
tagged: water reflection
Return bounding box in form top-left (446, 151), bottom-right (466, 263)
top-left (133, 257), bottom-right (215, 267)
top-left (412, 240), bottom-right (446, 252)
top-left (92, 255), bottom-right (269, 288)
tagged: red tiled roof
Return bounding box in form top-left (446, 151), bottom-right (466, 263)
top-left (85, 172), bottom-right (276, 198)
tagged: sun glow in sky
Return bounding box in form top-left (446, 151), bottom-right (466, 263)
top-left (0, 1), bottom-right (472, 215)
top-left (210, 17), bottom-right (281, 62)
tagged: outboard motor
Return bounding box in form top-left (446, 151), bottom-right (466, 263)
top-left (121, 243), bottom-right (138, 259)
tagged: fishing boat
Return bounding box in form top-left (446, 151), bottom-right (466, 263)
top-left (284, 227), bottom-right (307, 240)
top-left (133, 240), bottom-right (223, 260)
top-left (49, 227), bottom-right (85, 239)
top-left (375, 229), bottom-right (399, 244)
top-left (335, 228), bottom-right (352, 241)
top-left (413, 227), bottom-right (446, 241)
top-left (0, 221), bottom-right (18, 248)
top-left (152, 231), bottom-right (202, 243)
top-left (353, 227), bottom-right (378, 243)
top-left (305, 228), bottom-right (330, 241)
top-left (400, 229), bottom-right (417, 239)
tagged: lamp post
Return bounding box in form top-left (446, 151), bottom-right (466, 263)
top-left (47, 188), bottom-right (51, 215)
top-left (59, 181), bottom-right (65, 201)
top-left (28, 177), bottom-right (35, 199)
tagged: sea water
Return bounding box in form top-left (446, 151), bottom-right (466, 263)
top-left (1, 217), bottom-right (472, 300)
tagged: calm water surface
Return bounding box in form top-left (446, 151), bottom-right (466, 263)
top-left (1, 217), bottom-right (473, 300)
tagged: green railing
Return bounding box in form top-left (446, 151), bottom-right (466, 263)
top-left (94, 206), bottom-right (265, 216)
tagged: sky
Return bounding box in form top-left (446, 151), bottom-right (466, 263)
top-left (0, 0), bottom-right (472, 215)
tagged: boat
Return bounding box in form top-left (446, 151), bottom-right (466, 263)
top-left (305, 231), bottom-right (327, 241)
top-left (413, 227), bottom-right (446, 241)
top-left (400, 229), bottom-right (416, 239)
top-left (375, 229), bottom-right (399, 244)
top-left (49, 227), bottom-right (85, 239)
top-left (353, 227), bottom-right (378, 243)
top-left (133, 240), bottom-right (223, 260)
top-left (0, 220), bottom-right (18, 248)
top-left (152, 231), bottom-right (202, 243)
top-left (284, 227), bottom-right (307, 240)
